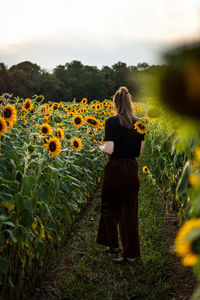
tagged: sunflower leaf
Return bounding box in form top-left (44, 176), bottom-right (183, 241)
top-left (0, 256), bottom-right (8, 274)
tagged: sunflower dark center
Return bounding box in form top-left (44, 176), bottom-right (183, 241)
top-left (75, 117), bottom-right (81, 124)
top-left (88, 119), bottom-right (97, 125)
top-left (138, 124), bottom-right (145, 130)
top-left (54, 104), bottom-right (58, 110)
top-left (42, 127), bottom-right (48, 133)
top-left (25, 102), bottom-right (30, 109)
top-left (49, 142), bottom-right (56, 152)
top-left (191, 237), bottom-right (200, 254)
top-left (74, 141), bottom-right (79, 148)
top-left (0, 122), bottom-right (2, 131)
top-left (4, 109), bottom-right (11, 118)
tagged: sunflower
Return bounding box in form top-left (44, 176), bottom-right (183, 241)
top-left (0, 116), bottom-right (7, 136)
top-left (71, 137), bottom-right (82, 151)
top-left (36, 95), bottom-right (44, 103)
top-left (109, 110), bottom-right (115, 117)
top-left (22, 98), bottom-right (33, 112)
top-left (52, 102), bottom-right (59, 111)
top-left (55, 128), bottom-right (65, 140)
top-left (81, 98), bottom-right (87, 105)
top-left (47, 136), bottom-right (61, 157)
top-left (103, 100), bottom-right (108, 106)
top-left (80, 108), bottom-right (88, 114)
top-left (6, 120), bottom-right (14, 129)
top-left (134, 121), bottom-right (147, 134)
top-left (85, 116), bottom-right (100, 127)
top-left (98, 122), bottom-right (104, 131)
top-left (90, 104), bottom-right (96, 110)
top-left (44, 116), bottom-right (49, 123)
top-left (20, 113), bottom-right (26, 120)
top-left (174, 218), bottom-right (200, 266)
top-left (73, 115), bottom-right (84, 127)
top-left (42, 105), bottom-right (49, 115)
top-left (96, 104), bottom-right (101, 110)
top-left (100, 137), bottom-right (104, 143)
top-left (188, 174), bottom-right (200, 188)
top-left (2, 104), bottom-right (17, 125)
top-left (142, 166), bottom-right (148, 173)
top-left (88, 129), bottom-right (94, 137)
top-left (41, 123), bottom-right (52, 136)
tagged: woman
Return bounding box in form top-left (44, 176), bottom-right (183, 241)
top-left (96, 86), bottom-right (145, 263)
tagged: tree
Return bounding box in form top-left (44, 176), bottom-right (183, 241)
top-left (0, 63), bottom-right (9, 94)
top-left (136, 62), bottom-right (150, 71)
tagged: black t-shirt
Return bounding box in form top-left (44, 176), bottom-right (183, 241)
top-left (104, 115), bottom-right (145, 159)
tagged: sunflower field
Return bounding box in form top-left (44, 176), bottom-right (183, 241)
top-left (0, 83), bottom-right (200, 298)
top-left (0, 94), bottom-right (110, 297)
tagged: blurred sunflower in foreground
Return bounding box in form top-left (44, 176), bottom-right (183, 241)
top-left (174, 218), bottom-right (200, 266)
top-left (158, 41), bottom-right (200, 119)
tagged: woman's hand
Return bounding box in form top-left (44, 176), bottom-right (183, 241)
top-left (97, 141), bottom-right (114, 155)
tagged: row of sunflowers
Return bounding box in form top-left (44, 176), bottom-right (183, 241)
top-left (1, 89), bottom-right (200, 298)
top-left (0, 93), bottom-right (148, 298)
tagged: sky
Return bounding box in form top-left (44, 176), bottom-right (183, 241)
top-left (0, 0), bottom-right (200, 71)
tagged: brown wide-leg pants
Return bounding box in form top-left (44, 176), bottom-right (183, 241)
top-left (96, 158), bottom-right (140, 258)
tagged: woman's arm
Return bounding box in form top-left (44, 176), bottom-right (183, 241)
top-left (140, 141), bottom-right (145, 155)
top-left (97, 141), bottom-right (114, 155)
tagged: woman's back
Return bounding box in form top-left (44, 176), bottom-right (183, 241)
top-left (104, 115), bottom-right (145, 159)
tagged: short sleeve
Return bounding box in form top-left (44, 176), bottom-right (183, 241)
top-left (104, 118), bottom-right (115, 141)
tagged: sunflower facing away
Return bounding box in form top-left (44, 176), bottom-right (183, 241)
top-left (0, 116), bottom-right (7, 136)
top-left (55, 128), bottom-right (65, 140)
top-left (71, 137), bottom-right (82, 151)
top-left (41, 123), bottom-right (52, 136)
top-left (47, 136), bottom-right (61, 157)
top-left (2, 104), bottom-right (17, 125)
top-left (22, 98), bottom-right (33, 112)
top-left (85, 116), bottom-right (100, 127)
top-left (134, 121), bottom-right (147, 134)
top-left (73, 115), bottom-right (84, 127)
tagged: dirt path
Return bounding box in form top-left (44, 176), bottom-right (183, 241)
top-left (29, 157), bottom-right (197, 300)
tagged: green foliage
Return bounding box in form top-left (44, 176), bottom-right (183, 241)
top-left (0, 60), bottom-right (164, 102)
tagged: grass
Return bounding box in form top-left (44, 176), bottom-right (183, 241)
top-left (30, 150), bottom-right (197, 300)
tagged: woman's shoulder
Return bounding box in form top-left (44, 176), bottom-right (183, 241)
top-left (105, 115), bottom-right (119, 124)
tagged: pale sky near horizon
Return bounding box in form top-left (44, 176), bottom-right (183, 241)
top-left (0, 0), bottom-right (200, 70)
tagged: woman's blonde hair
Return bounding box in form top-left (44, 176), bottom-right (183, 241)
top-left (113, 86), bottom-right (137, 129)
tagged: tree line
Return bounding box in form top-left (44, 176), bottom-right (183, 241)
top-left (0, 60), bottom-right (165, 102)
